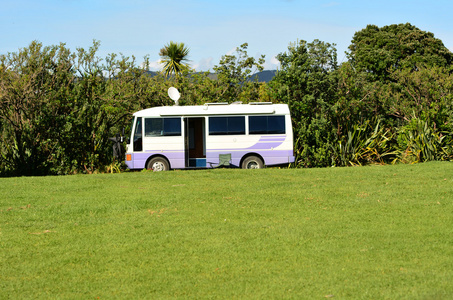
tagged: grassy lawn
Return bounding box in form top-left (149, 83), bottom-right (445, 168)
top-left (1, 162), bottom-right (452, 299)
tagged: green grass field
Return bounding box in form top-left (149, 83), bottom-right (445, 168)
top-left (1, 162), bottom-right (452, 299)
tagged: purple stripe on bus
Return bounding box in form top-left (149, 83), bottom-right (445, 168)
top-left (246, 141), bottom-right (285, 150)
top-left (209, 137), bottom-right (287, 152)
top-left (258, 136), bottom-right (286, 141)
top-left (247, 136), bottom-right (286, 149)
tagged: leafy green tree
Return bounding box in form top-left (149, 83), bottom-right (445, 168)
top-left (387, 65), bottom-right (453, 126)
top-left (168, 71), bottom-right (221, 106)
top-left (0, 41), bottom-right (76, 175)
top-left (66, 42), bottom-right (162, 173)
top-left (335, 62), bottom-right (386, 130)
top-left (213, 43), bottom-right (265, 103)
top-left (347, 23), bottom-right (453, 82)
top-left (0, 40), bottom-right (156, 176)
top-left (269, 39), bottom-right (338, 167)
top-left (335, 23), bottom-right (453, 166)
top-left (159, 41), bottom-right (190, 77)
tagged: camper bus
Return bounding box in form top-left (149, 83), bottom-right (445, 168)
top-left (125, 101), bottom-right (294, 171)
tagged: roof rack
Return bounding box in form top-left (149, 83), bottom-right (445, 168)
top-left (204, 102), bottom-right (229, 106)
top-left (249, 102), bottom-right (273, 105)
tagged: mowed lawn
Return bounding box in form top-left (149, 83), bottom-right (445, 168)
top-left (1, 162), bottom-right (452, 299)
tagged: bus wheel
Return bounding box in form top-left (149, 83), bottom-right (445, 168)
top-left (242, 156), bottom-right (264, 169)
top-left (147, 157), bottom-right (169, 172)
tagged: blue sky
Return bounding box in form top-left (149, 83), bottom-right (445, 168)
top-left (2, 0), bottom-right (453, 71)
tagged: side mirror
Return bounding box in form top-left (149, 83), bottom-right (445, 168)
top-left (121, 127), bottom-right (126, 143)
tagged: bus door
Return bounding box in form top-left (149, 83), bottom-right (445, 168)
top-left (133, 117), bottom-right (143, 152)
top-left (184, 117), bottom-right (206, 167)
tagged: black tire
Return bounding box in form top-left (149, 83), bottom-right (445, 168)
top-left (241, 155), bottom-right (264, 169)
top-left (147, 157), bottom-right (170, 172)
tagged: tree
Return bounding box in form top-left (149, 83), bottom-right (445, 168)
top-left (347, 23), bottom-right (453, 82)
top-left (334, 23), bottom-right (453, 166)
top-left (159, 41), bottom-right (190, 77)
top-left (0, 41), bottom-right (76, 175)
top-left (213, 43), bottom-right (265, 103)
top-left (269, 39), bottom-right (338, 167)
top-left (0, 40), bottom-right (155, 176)
top-left (342, 23), bottom-right (453, 134)
top-left (387, 64), bottom-right (453, 130)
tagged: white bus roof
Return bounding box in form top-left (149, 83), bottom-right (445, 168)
top-left (133, 103), bottom-right (290, 117)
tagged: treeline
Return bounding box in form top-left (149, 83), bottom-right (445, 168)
top-left (1, 23), bottom-right (452, 176)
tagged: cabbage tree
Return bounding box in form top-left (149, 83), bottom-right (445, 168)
top-left (159, 41), bottom-right (190, 77)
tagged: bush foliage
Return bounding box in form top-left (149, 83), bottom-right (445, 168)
top-left (1, 23), bottom-right (452, 176)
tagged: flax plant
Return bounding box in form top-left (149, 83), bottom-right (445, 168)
top-left (396, 118), bottom-right (453, 163)
top-left (334, 120), bottom-right (395, 166)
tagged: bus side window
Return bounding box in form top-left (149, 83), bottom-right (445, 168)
top-left (163, 118), bottom-right (182, 136)
top-left (133, 117), bottom-right (143, 151)
top-left (144, 118), bottom-right (181, 137)
top-left (267, 116), bottom-right (286, 134)
top-left (249, 116), bottom-right (285, 134)
top-left (145, 118), bottom-right (163, 136)
top-left (209, 116), bottom-right (245, 135)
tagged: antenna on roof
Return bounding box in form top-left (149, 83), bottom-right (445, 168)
top-left (168, 87), bottom-right (180, 106)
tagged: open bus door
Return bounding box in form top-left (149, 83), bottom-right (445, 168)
top-left (184, 117), bottom-right (206, 167)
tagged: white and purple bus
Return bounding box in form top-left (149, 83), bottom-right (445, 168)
top-left (125, 102), bottom-right (294, 171)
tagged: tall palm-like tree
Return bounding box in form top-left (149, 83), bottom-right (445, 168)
top-left (159, 41), bottom-right (190, 77)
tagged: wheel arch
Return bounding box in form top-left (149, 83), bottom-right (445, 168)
top-left (145, 154), bottom-right (171, 170)
top-left (240, 153), bottom-right (265, 168)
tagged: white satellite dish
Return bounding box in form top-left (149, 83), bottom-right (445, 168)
top-left (168, 87), bottom-right (180, 105)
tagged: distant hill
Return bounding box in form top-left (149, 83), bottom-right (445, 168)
top-left (205, 70), bottom-right (277, 82)
top-left (249, 70), bottom-right (277, 82)
top-left (145, 70), bottom-right (277, 83)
